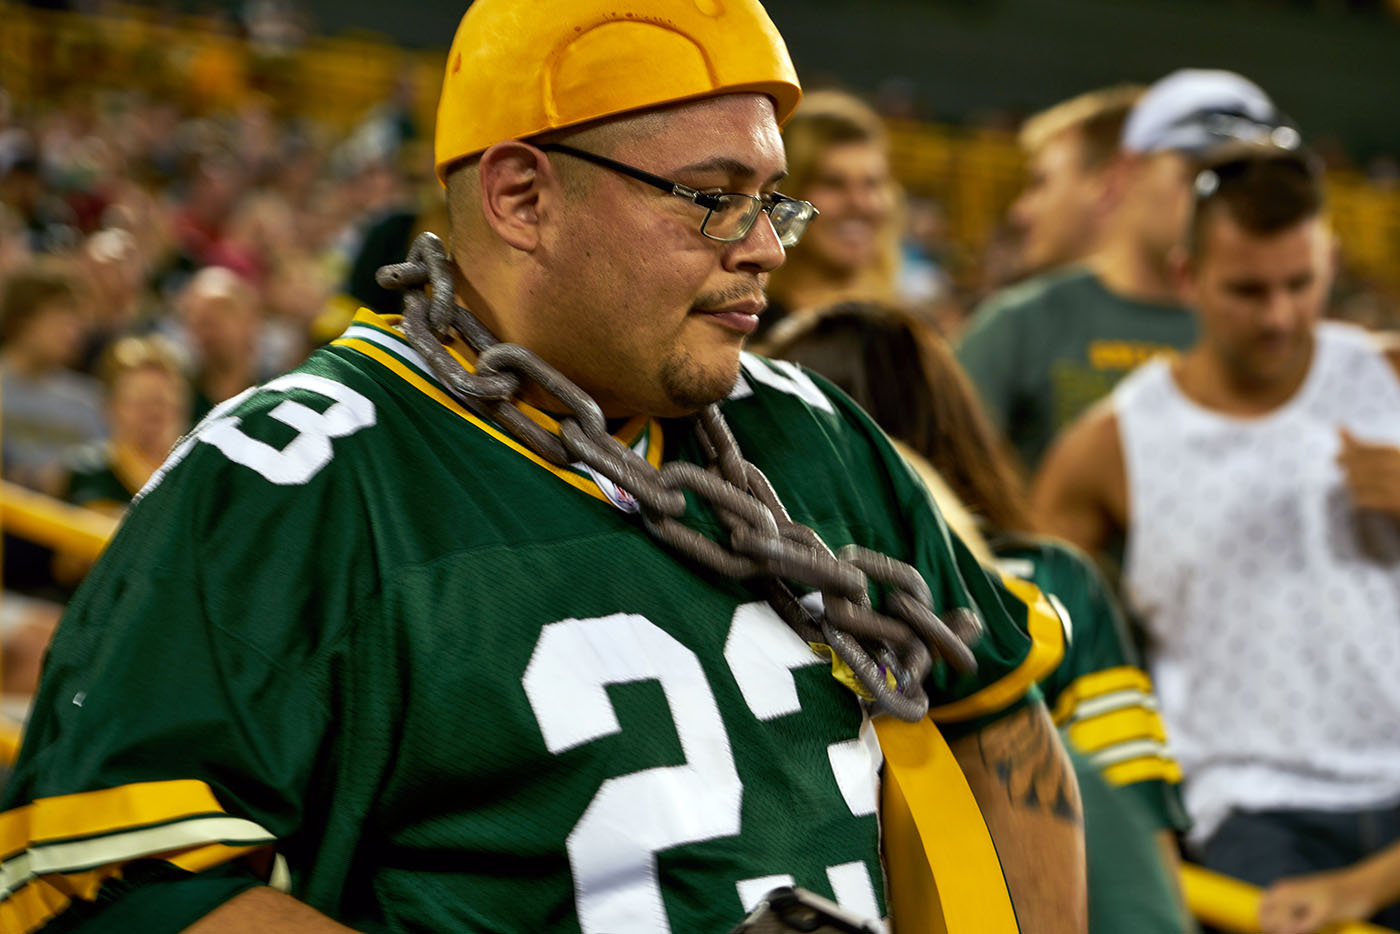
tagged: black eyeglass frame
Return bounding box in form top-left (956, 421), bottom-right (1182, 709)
top-left (1192, 148), bottom-right (1320, 202)
top-left (536, 142), bottom-right (817, 247)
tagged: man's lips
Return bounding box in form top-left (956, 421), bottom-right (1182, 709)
top-left (693, 297), bottom-right (766, 334)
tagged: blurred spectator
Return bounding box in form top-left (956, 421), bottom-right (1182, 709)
top-left (766, 302), bottom-right (1193, 934)
top-left (342, 208), bottom-right (419, 317)
top-left (758, 90), bottom-right (902, 339)
top-left (265, 253), bottom-right (333, 360)
top-left (0, 203), bottom-right (32, 283)
top-left (243, 0), bottom-right (311, 56)
top-left (969, 220), bottom-right (1025, 307)
top-left (1, 591), bottom-right (63, 776)
top-left (77, 227), bottom-right (157, 368)
top-left (896, 195), bottom-right (957, 328)
top-left (339, 160), bottom-right (445, 329)
top-left (175, 266), bottom-right (264, 421)
top-left (339, 68), bottom-right (422, 171)
top-left (1009, 84), bottom-right (1143, 279)
top-left (63, 335), bottom-right (191, 514)
top-left (169, 151), bottom-right (247, 272)
top-left (0, 259), bottom-right (105, 496)
top-left (207, 188), bottom-right (298, 285)
top-left (1, 596), bottom-right (61, 704)
top-left (0, 142), bottom-right (80, 255)
top-left (958, 70), bottom-right (1294, 473)
top-left (1033, 151), bottom-right (1400, 928)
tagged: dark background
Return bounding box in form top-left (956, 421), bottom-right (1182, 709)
top-left (287, 0), bottom-right (1400, 162)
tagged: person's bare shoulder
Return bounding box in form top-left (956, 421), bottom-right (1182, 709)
top-left (1031, 400), bottom-right (1127, 555)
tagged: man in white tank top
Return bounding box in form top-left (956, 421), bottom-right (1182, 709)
top-left (1033, 150), bottom-right (1400, 932)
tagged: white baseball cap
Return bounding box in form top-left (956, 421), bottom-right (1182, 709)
top-left (1122, 69), bottom-right (1301, 156)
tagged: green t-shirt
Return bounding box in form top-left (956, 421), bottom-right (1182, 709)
top-left (2, 310), bottom-right (1049, 934)
top-left (61, 443), bottom-right (137, 511)
top-left (957, 267), bottom-right (1197, 470)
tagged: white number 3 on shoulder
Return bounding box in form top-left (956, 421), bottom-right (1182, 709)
top-left (156, 374), bottom-right (377, 489)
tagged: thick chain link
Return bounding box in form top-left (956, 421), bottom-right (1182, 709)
top-left (376, 232), bottom-right (984, 721)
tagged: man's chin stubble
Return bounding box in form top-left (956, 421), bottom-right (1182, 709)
top-left (658, 349), bottom-right (742, 415)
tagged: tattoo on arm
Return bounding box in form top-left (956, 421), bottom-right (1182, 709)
top-left (975, 706), bottom-right (1082, 825)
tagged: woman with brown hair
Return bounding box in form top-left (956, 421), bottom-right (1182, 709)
top-left (764, 301), bottom-right (1195, 934)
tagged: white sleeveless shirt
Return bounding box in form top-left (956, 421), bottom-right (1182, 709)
top-left (1116, 322), bottom-right (1400, 844)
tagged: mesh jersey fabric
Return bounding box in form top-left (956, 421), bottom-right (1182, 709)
top-left (1, 310), bottom-right (1052, 933)
top-left (1116, 320), bottom-right (1400, 845)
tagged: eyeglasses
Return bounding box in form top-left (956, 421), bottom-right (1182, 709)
top-left (1164, 108), bottom-right (1302, 157)
top-left (537, 143), bottom-right (817, 248)
top-left (1193, 150), bottom-right (1319, 202)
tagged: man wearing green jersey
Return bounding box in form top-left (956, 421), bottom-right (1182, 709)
top-left (0, 2), bottom-right (1086, 932)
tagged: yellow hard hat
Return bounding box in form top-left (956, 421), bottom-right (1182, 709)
top-left (434, 0), bottom-right (802, 183)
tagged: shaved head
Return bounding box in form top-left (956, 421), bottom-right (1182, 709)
top-left (445, 110), bottom-right (672, 258)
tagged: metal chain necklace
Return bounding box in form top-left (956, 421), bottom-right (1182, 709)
top-left (377, 232), bottom-right (983, 722)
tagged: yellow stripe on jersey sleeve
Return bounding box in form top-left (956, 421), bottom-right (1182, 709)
top-left (2, 863), bottom-right (155, 934)
top-left (1067, 706), bottom-right (1168, 754)
top-left (0, 780), bottom-right (277, 932)
top-left (3, 868), bottom-right (76, 934)
top-left (0, 723), bottom-right (21, 769)
top-left (927, 574), bottom-right (1065, 722)
top-left (1048, 666), bottom-right (1183, 788)
top-left (166, 841), bottom-right (266, 874)
top-left (1103, 756), bottom-right (1183, 787)
top-left (1050, 666), bottom-right (1153, 726)
top-left (929, 576), bottom-right (1058, 722)
top-left (0, 779), bottom-right (225, 857)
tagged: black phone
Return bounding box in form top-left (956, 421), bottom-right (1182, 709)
top-left (729, 886), bottom-right (884, 934)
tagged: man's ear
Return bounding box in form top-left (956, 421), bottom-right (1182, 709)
top-left (1170, 242), bottom-right (1196, 305)
top-left (1097, 153), bottom-right (1135, 213)
top-left (477, 142), bottom-right (555, 252)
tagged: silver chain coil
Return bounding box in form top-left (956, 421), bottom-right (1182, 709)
top-left (377, 232), bottom-right (984, 721)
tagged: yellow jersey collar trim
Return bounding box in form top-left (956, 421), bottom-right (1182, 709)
top-left (334, 308), bottom-right (664, 506)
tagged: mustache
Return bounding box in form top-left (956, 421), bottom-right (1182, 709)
top-left (692, 283), bottom-right (767, 314)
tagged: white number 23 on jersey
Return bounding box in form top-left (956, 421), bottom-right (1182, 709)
top-left (146, 374), bottom-right (377, 493)
top-left (522, 604), bottom-right (883, 933)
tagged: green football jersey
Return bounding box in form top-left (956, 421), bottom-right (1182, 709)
top-left (992, 534), bottom-right (1190, 934)
top-left (992, 532), bottom-right (1188, 834)
top-left (1, 310), bottom-right (1049, 934)
top-left (1066, 746), bottom-right (1185, 934)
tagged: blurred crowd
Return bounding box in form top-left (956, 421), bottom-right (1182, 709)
top-left (4, 5), bottom-right (1400, 933)
top-left (0, 40), bottom-right (443, 737)
top-left (1, 20), bottom-right (1396, 563)
top-left (0, 72), bottom-right (436, 585)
